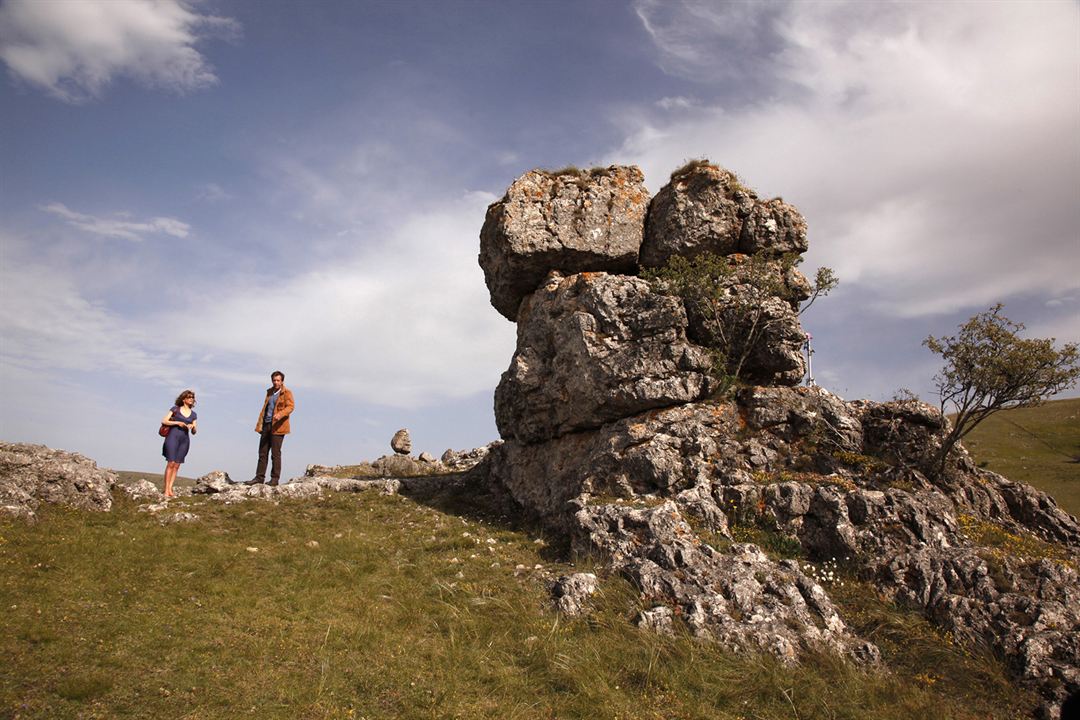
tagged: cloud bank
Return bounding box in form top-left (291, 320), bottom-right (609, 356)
top-left (625, 0), bottom-right (1080, 318)
top-left (0, 0), bottom-right (238, 102)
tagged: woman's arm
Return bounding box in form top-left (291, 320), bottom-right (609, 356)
top-left (161, 408), bottom-right (185, 427)
top-left (190, 419), bottom-right (198, 435)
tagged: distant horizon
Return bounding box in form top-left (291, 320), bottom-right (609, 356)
top-left (2, 0), bottom-right (1078, 479)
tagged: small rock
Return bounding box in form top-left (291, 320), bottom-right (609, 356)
top-left (552, 573), bottom-right (599, 616)
top-left (161, 512), bottom-right (199, 525)
top-left (192, 470), bottom-right (232, 494)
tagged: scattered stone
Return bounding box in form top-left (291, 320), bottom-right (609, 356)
top-left (120, 479), bottom-right (162, 502)
top-left (391, 429), bottom-right (412, 455)
top-left (418, 451), bottom-right (436, 463)
top-left (161, 512), bottom-right (199, 525)
top-left (636, 606), bottom-right (675, 636)
top-left (479, 165), bottom-right (649, 320)
top-left (551, 573), bottom-right (599, 616)
top-left (192, 470), bottom-right (232, 494)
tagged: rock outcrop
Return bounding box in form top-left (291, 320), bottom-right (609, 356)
top-left (0, 442), bottom-right (116, 520)
top-left (476, 161), bottom-right (1080, 716)
top-left (479, 166), bottom-right (649, 320)
top-left (495, 271), bottom-right (713, 443)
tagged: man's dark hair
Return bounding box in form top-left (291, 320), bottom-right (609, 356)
top-left (271, 371), bottom-right (285, 381)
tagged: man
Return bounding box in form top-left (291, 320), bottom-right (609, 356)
top-left (246, 370), bottom-right (295, 486)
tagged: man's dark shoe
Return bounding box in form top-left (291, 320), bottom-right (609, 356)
top-left (268, 479), bottom-right (279, 487)
top-left (243, 478), bottom-right (263, 486)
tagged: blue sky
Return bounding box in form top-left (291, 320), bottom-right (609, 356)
top-left (1, 0), bottom-right (1078, 481)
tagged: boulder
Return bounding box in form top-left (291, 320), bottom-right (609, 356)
top-left (120, 478), bottom-right (162, 502)
top-left (0, 442), bottom-right (116, 520)
top-left (739, 197), bottom-right (809, 256)
top-left (391, 429), bottom-right (412, 455)
top-left (495, 271), bottom-right (713, 443)
top-left (192, 470), bottom-right (233, 494)
top-left (479, 166), bottom-right (649, 320)
top-left (640, 161), bottom-right (807, 269)
top-left (551, 573), bottom-right (599, 616)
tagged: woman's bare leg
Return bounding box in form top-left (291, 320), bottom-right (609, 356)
top-left (164, 462), bottom-right (177, 497)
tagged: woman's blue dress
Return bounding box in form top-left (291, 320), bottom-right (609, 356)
top-left (162, 406), bottom-right (196, 463)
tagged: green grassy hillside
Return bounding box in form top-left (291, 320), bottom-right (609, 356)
top-left (1, 487), bottom-right (1037, 719)
top-left (959, 396), bottom-right (1080, 517)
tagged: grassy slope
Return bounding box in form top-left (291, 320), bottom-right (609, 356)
top-left (1, 487), bottom-right (1036, 719)
top-left (959, 396), bottom-right (1080, 517)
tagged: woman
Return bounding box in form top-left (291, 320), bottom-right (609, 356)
top-left (161, 390), bottom-right (197, 498)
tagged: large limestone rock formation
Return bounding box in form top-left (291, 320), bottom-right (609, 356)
top-left (477, 160), bottom-right (1080, 717)
top-left (495, 271), bottom-right (713, 443)
top-left (479, 166), bottom-right (650, 320)
top-left (0, 442), bottom-right (117, 520)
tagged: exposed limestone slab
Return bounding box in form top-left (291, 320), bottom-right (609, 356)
top-left (479, 166), bottom-right (649, 320)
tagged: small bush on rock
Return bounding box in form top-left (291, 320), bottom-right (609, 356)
top-left (644, 251), bottom-right (837, 391)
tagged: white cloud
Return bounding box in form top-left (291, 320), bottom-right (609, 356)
top-left (655, 96), bottom-right (698, 111)
top-left (0, 238), bottom-right (178, 385)
top-left (152, 191), bottom-right (516, 407)
top-left (622, 0), bottom-right (1080, 317)
top-left (635, 0), bottom-right (781, 82)
top-left (40, 202), bottom-right (190, 241)
top-left (196, 182), bottom-right (231, 203)
top-left (0, 0), bottom-right (238, 102)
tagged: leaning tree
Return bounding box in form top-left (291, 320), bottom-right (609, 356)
top-left (924, 303), bottom-right (1080, 477)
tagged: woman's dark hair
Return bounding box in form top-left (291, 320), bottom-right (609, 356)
top-left (271, 370), bottom-right (285, 381)
top-left (174, 389), bottom-right (196, 406)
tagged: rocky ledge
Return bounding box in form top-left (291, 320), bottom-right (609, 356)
top-left (0, 442), bottom-right (116, 521)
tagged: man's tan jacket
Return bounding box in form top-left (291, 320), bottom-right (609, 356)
top-left (255, 386), bottom-right (295, 435)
